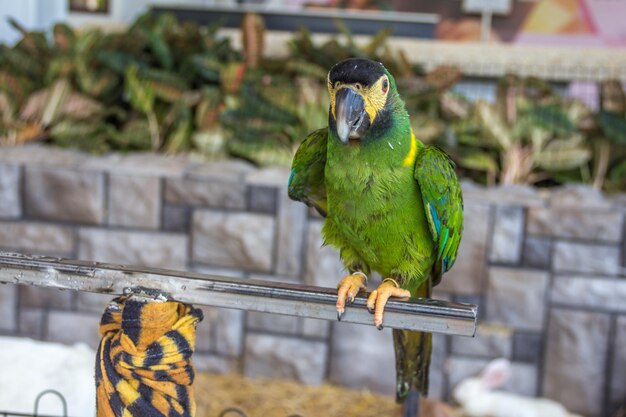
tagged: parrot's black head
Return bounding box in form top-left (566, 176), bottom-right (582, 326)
top-left (327, 58), bottom-right (397, 145)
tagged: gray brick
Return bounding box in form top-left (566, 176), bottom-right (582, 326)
top-left (451, 323), bottom-right (513, 358)
top-left (486, 267), bottom-right (549, 331)
top-left (438, 203), bottom-right (491, 294)
top-left (611, 316), bottom-right (626, 413)
top-left (206, 307), bottom-right (244, 356)
top-left (78, 228), bottom-right (187, 270)
top-left (447, 357), bottom-right (488, 396)
top-left (461, 182), bottom-right (546, 207)
top-left (76, 292), bottom-right (114, 313)
top-left (528, 207), bottom-right (623, 242)
top-left (0, 144), bottom-right (84, 166)
top-left (244, 334), bottom-right (327, 385)
top-left (162, 205), bottom-right (191, 232)
top-left (248, 185), bottom-right (277, 214)
top-left (18, 308), bottom-right (45, 339)
top-left (300, 318), bottom-right (330, 338)
top-left (522, 236), bottom-right (551, 269)
top-left (245, 166), bottom-right (290, 186)
top-left (165, 178), bottom-right (246, 209)
top-left (304, 221), bottom-right (345, 288)
top-left (20, 286), bottom-right (73, 309)
top-left (191, 265), bottom-right (246, 280)
top-left (194, 353), bottom-right (239, 374)
top-left (0, 221), bottom-right (75, 254)
top-left (192, 211), bottom-right (274, 272)
top-left (429, 333), bottom-right (447, 399)
top-left (194, 307), bottom-right (213, 353)
top-left (549, 184), bottom-right (612, 209)
top-left (46, 310), bottom-right (102, 348)
top-left (108, 174), bottom-right (161, 228)
top-left (0, 283), bottom-right (17, 332)
top-left (551, 275), bottom-right (626, 312)
top-left (275, 190), bottom-right (307, 276)
top-left (81, 152), bottom-right (192, 177)
top-left (543, 309), bottom-right (610, 417)
top-left (0, 164), bottom-right (21, 218)
top-left (245, 274), bottom-right (301, 335)
top-left (329, 322), bottom-right (395, 395)
top-left (247, 311), bottom-right (299, 334)
top-left (553, 241), bottom-right (621, 275)
top-left (490, 205), bottom-right (524, 264)
top-left (24, 167), bottom-right (105, 224)
top-left (512, 332), bottom-right (543, 364)
top-left (188, 159), bottom-right (255, 182)
top-left (506, 362), bottom-right (538, 397)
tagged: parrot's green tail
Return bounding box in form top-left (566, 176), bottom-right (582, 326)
top-left (393, 281), bottom-right (432, 403)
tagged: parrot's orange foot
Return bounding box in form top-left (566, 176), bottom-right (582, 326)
top-left (336, 272), bottom-right (367, 321)
top-left (367, 278), bottom-right (410, 330)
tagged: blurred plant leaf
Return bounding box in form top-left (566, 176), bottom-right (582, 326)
top-left (599, 111), bottom-right (626, 144)
top-left (534, 136), bottom-right (591, 171)
top-left (459, 150), bottom-right (498, 173)
top-left (125, 65), bottom-right (154, 114)
top-left (475, 101), bottom-right (512, 149)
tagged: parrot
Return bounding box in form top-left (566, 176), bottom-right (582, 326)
top-left (287, 58), bottom-right (464, 409)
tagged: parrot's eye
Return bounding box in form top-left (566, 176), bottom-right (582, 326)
top-left (354, 83), bottom-right (362, 90)
top-left (382, 79), bottom-right (389, 93)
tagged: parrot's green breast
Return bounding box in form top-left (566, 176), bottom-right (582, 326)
top-left (322, 134), bottom-right (435, 287)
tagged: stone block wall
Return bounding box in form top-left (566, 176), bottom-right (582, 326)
top-left (0, 145), bottom-right (625, 417)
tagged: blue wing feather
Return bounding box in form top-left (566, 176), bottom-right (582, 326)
top-left (414, 146), bottom-right (464, 282)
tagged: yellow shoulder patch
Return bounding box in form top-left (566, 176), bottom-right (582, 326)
top-left (402, 131), bottom-right (418, 167)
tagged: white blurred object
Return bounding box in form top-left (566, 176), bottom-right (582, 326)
top-left (453, 358), bottom-right (584, 417)
top-left (0, 336), bottom-right (96, 416)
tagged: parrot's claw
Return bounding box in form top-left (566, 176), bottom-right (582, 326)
top-left (367, 278), bottom-right (411, 328)
top-left (336, 273), bottom-right (367, 321)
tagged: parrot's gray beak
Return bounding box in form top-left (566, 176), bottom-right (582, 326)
top-left (335, 87), bottom-right (370, 144)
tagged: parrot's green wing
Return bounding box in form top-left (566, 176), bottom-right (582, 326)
top-left (288, 128), bottom-right (328, 217)
top-left (415, 146), bottom-right (464, 285)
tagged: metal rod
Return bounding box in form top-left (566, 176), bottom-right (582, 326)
top-left (0, 252), bottom-right (477, 337)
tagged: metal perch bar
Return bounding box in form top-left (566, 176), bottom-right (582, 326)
top-left (0, 252), bottom-right (477, 337)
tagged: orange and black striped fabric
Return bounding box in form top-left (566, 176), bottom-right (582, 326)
top-left (96, 296), bottom-right (203, 417)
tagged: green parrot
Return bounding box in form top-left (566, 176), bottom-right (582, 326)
top-left (288, 58), bottom-right (464, 405)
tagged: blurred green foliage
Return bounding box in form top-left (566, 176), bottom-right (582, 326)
top-left (1, 13), bottom-right (625, 191)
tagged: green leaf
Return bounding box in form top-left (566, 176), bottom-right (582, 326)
top-left (1, 47), bottom-right (43, 80)
top-left (141, 27), bottom-right (173, 70)
top-left (50, 120), bottom-right (111, 153)
top-left (164, 109), bottom-right (192, 153)
top-left (534, 136), bottom-right (591, 171)
top-left (41, 79), bottom-right (72, 126)
top-left (140, 68), bottom-right (188, 102)
top-left (599, 111), bottom-right (626, 144)
top-left (53, 23), bottom-right (76, 52)
top-left (475, 101), bottom-right (513, 149)
top-left (108, 119), bottom-right (152, 150)
top-left (608, 159), bottom-right (626, 182)
top-left (192, 129), bottom-right (226, 157)
top-left (75, 29), bottom-right (103, 55)
top-left (459, 150), bottom-right (498, 173)
top-left (96, 51), bottom-right (146, 74)
top-left (522, 103), bottom-right (576, 136)
top-left (125, 65), bottom-right (154, 114)
top-left (191, 55), bottom-right (222, 82)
